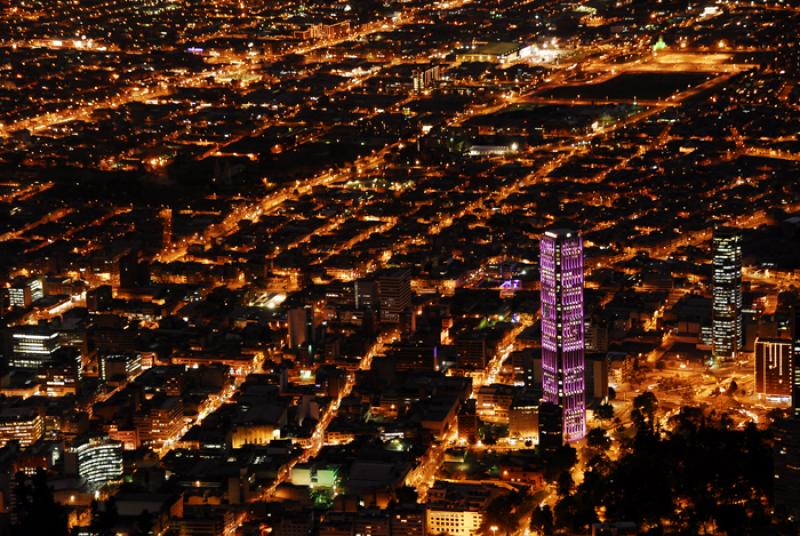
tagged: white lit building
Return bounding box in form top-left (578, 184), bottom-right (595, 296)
top-left (712, 227), bottom-right (742, 362)
top-left (75, 437), bottom-right (124, 488)
top-left (8, 277), bottom-right (44, 309)
top-left (0, 407), bottom-right (43, 447)
top-left (425, 508), bottom-right (483, 536)
top-left (9, 327), bottom-right (61, 369)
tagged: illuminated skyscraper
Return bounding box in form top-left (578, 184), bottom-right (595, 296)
top-left (540, 228), bottom-right (585, 442)
top-left (712, 227), bottom-right (742, 362)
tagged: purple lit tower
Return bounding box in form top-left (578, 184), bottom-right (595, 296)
top-left (540, 228), bottom-right (586, 442)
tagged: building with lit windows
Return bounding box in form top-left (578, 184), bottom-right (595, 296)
top-left (377, 268), bottom-right (411, 324)
top-left (0, 407), bottom-right (43, 447)
top-left (391, 508), bottom-right (425, 536)
top-left (134, 395), bottom-right (183, 449)
top-left (540, 228), bottom-right (586, 442)
top-left (289, 463), bottom-right (340, 489)
top-left (75, 437), bottom-right (123, 488)
top-left (99, 352), bottom-right (142, 382)
top-left (7, 277), bottom-right (44, 309)
top-left (712, 227), bottom-right (742, 362)
top-left (425, 508), bottom-right (482, 536)
top-left (476, 384), bottom-right (515, 423)
top-left (44, 349), bottom-right (80, 396)
top-left (412, 64), bottom-right (442, 92)
top-left (425, 483), bottom-right (499, 536)
top-left (508, 397), bottom-right (539, 440)
top-left (755, 338), bottom-right (793, 400)
top-left (8, 327), bottom-right (61, 369)
top-left (8, 287), bottom-right (30, 309)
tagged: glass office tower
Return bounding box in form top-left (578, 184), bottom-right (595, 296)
top-left (712, 227), bottom-right (742, 362)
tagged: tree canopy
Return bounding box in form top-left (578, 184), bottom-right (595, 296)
top-left (553, 408), bottom-right (777, 534)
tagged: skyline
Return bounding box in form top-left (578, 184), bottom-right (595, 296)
top-left (1, 0), bottom-right (800, 535)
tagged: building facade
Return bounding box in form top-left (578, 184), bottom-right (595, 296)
top-left (585, 353), bottom-right (609, 402)
top-left (377, 269), bottom-right (411, 324)
top-left (8, 277), bottom-right (43, 309)
top-left (508, 399), bottom-right (539, 440)
top-left (75, 437), bottom-right (124, 488)
top-left (100, 352), bottom-right (142, 382)
top-left (540, 229), bottom-right (586, 442)
top-left (425, 508), bottom-right (482, 536)
top-left (287, 305), bottom-right (314, 350)
top-left (0, 408), bottom-right (43, 447)
top-left (8, 327), bottom-right (61, 369)
top-left (134, 395), bottom-right (183, 449)
top-left (755, 337), bottom-right (793, 399)
top-left (712, 227), bottom-right (742, 362)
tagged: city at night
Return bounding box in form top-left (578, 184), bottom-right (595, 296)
top-left (1, 0), bottom-right (800, 534)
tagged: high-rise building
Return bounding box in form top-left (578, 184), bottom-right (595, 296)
top-left (755, 337), bottom-right (793, 399)
top-left (134, 395), bottom-right (183, 449)
top-left (354, 279), bottom-right (377, 310)
top-left (585, 353), bottom-right (609, 402)
top-left (377, 268), bottom-right (411, 324)
top-left (538, 402), bottom-right (563, 453)
top-left (712, 227), bottom-right (742, 362)
top-left (7, 276), bottom-right (43, 309)
top-left (75, 437), bottom-right (124, 488)
top-left (287, 305), bottom-right (314, 350)
top-left (7, 326), bottom-right (62, 369)
top-left (540, 228), bottom-right (586, 442)
top-left (509, 391), bottom-right (540, 440)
